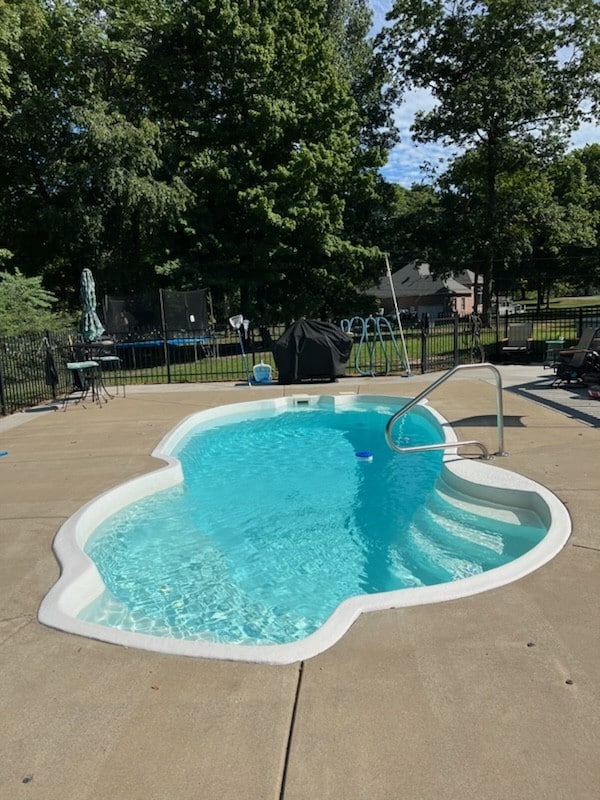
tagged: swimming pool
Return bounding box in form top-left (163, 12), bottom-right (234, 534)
top-left (39, 394), bottom-right (571, 664)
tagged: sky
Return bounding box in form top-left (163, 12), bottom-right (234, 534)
top-left (370, 1), bottom-right (600, 187)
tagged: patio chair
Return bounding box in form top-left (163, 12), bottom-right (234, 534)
top-left (500, 322), bottom-right (533, 361)
top-left (553, 327), bottom-right (600, 386)
top-left (59, 344), bottom-right (102, 408)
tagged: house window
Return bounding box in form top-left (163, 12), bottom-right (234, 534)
top-left (461, 298), bottom-right (466, 311)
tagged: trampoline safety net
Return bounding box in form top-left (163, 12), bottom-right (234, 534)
top-left (103, 289), bottom-right (209, 335)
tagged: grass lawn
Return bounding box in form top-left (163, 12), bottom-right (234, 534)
top-left (526, 295), bottom-right (600, 310)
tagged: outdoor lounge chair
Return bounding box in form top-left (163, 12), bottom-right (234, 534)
top-left (553, 327), bottom-right (600, 386)
top-left (500, 322), bottom-right (533, 361)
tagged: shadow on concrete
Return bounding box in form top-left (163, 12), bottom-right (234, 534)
top-left (451, 413), bottom-right (526, 428)
top-left (507, 382), bottom-right (600, 428)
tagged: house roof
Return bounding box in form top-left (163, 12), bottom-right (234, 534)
top-left (365, 261), bottom-right (471, 301)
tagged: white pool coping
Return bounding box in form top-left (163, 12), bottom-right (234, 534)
top-left (38, 395), bottom-right (572, 665)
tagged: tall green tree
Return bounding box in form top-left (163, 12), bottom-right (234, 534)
top-left (379, 0), bottom-right (600, 313)
top-left (568, 144), bottom-right (600, 293)
top-left (0, 0), bottom-right (189, 300)
top-left (0, 1), bottom-right (66, 279)
top-left (145, 0), bottom-right (391, 322)
top-left (324, 0), bottom-right (399, 278)
top-left (43, 0), bottom-right (189, 296)
top-left (1, 0), bottom-right (394, 321)
top-left (374, 182), bottom-right (442, 268)
top-left (529, 147), bottom-right (600, 301)
top-left (325, 0), bottom-right (396, 156)
top-left (0, 0), bottom-right (22, 119)
top-left (434, 144), bottom-right (597, 305)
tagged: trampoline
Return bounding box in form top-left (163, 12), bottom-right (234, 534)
top-left (116, 336), bottom-right (217, 369)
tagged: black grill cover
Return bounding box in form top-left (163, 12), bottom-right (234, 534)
top-left (273, 319), bottom-right (353, 384)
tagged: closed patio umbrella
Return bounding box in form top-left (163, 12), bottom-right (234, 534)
top-left (79, 268), bottom-right (105, 342)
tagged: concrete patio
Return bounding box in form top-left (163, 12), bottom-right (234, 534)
top-left (1, 366), bottom-right (598, 799)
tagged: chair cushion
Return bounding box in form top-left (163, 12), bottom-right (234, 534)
top-left (66, 360), bottom-right (99, 370)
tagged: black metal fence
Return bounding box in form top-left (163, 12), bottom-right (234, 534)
top-left (2, 307), bottom-right (600, 415)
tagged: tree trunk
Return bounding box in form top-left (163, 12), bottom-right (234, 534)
top-left (482, 134), bottom-right (498, 324)
top-left (481, 253), bottom-right (494, 325)
top-left (472, 270), bottom-right (480, 313)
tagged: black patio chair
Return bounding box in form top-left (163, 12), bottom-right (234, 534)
top-left (552, 327), bottom-right (600, 387)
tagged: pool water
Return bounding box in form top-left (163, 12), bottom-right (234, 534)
top-left (79, 401), bottom-right (547, 646)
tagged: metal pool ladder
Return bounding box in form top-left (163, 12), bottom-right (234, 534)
top-left (385, 363), bottom-right (507, 460)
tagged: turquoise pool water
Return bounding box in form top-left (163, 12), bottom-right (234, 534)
top-left (79, 400), bottom-right (547, 646)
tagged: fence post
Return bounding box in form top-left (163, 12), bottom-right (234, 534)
top-left (420, 318), bottom-right (428, 373)
top-left (453, 313), bottom-right (460, 366)
top-left (494, 313), bottom-right (500, 360)
top-left (46, 330), bottom-right (57, 400)
top-left (159, 289), bottom-right (172, 384)
top-left (0, 354), bottom-right (7, 415)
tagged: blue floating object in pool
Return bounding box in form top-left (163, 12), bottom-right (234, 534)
top-left (356, 451), bottom-right (373, 462)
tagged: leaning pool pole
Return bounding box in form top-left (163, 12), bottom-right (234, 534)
top-left (384, 253), bottom-right (411, 375)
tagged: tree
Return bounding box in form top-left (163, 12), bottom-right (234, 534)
top-left (325, 0), bottom-right (396, 156)
top-left (0, 1), bottom-right (22, 119)
top-left (529, 147), bottom-right (599, 301)
top-left (0, 262), bottom-right (72, 336)
top-left (567, 144), bottom-right (600, 293)
top-left (0, 0), bottom-right (189, 300)
top-left (379, 0), bottom-right (600, 313)
top-left (0, 0), bottom-right (394, 321)
top-left (433, 143), bottom-right (598, 307)
top-left (144, 0), bottom-right (392, 322)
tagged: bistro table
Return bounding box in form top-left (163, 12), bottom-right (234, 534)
top-left (70, 340), bottom-right (124, 399)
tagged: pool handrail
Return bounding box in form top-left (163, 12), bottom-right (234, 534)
top-left (385, 363), bottom-right (507, 460)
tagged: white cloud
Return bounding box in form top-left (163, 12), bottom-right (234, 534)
top-left (369, 1), bottom-right (458, 186)
top-left (569, 120), bottom-right (600, 151)
top-left (381, 88), bottom-right (461, 186)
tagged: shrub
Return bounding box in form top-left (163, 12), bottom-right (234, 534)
top-left (0, 267), bottom-right (73, 336)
